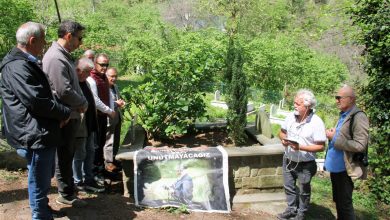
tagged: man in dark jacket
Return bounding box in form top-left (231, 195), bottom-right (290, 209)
top-left (0, 22), bottom-right (71, 220)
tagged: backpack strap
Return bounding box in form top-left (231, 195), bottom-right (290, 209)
top-left (349, 111), bottom-right (369, 166)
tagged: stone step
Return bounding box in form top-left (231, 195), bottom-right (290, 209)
top-left (233, 192), bottom-right (286, 215)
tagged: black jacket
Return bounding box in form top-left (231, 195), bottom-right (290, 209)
top-left (0, 47), bottom-right (71, 150)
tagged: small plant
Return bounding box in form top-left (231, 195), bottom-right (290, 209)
top-left (163, 204), bottom-right (190, 214)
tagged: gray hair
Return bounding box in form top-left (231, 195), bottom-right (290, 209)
top-left (58, 20), bottom-right (85, 38)
top-left (83, 49), bottom-right (95, 57)
top-left (296, 89), bottom-right (317, 108)
top-left (76, 57), bottom-right (94, 71)
top-left (16, 22), bottom-right (45, 46)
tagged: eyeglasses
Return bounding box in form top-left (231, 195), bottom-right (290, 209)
top-left (335, 96), bottom-right (351, 100)
top-left (72, 34), bottom-right (83, 42)
top-left (97, 63), bottom-right (109, 67)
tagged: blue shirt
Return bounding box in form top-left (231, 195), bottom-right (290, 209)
top-left (325, 110), bottom-right (351, 173)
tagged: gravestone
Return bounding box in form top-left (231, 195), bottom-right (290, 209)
top-left (214, 90), bottom-right (221, 101)
top-left (256, 109), bottom-right (273, 138)
top-left (270, 104), bottom-right (277, 117)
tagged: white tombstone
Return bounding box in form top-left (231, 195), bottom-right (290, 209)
top-left (214, 90), bottom-right (221, 101)
top-left (270, 104), bottom-right (277, 117)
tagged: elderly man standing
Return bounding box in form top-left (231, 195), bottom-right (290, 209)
top-left (43, 20), bottom-right (88, 207)
top-left (325, 85), bottom-right (369, 220)
top-left (0, 22), bottom-right (71, 220)
top-left (277, 89), bottom-right (326, 220)
top-left (72, 57), bottom-right (105, 193)
top-left (87, 54), bottom-right (115, 176)
top-left (104, 67), bottom-right (125, 172)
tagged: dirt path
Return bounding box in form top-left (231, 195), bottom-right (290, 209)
top-left (0, 170), bottom-right (276, 220)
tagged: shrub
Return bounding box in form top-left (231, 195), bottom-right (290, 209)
top-left (122, 32), bottom-right (225, 139)
top-left (350, 0), bottom-right (390, 204)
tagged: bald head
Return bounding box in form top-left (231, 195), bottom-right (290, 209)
top-left (336, 84), bottom-right (356, 112)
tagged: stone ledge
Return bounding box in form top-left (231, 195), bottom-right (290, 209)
top-left (116, 122), bottom-right (285, 161)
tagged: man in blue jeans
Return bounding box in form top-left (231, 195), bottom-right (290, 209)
top-left (72, 57), bottom-right (104, 193)
top-left (0, 22), bottom-right (71, 220)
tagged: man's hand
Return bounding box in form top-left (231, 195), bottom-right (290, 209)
top-left (108, 111), bottom-right (116, 119)
top-left (115, 99), bottom-right (126, 108)
top-left (288, 141), bottom-right (300, 150)
top-left (281, 139), bottom-right (289, 147)
top-left (60, 117), bottom-right (70, 128)
top-left (326, 128), bottom-right (336, 140)
top-left (77, 106), bottom-right (88, 113)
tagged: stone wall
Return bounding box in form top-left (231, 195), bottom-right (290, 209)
top-left (230, 154), bottom-right (284, 195)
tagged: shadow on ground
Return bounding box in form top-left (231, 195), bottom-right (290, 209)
top-left (306, 203), bottom-right (335, 220)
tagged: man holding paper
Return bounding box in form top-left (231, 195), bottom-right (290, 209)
top-left (277, 89), bottom-right (326, 220)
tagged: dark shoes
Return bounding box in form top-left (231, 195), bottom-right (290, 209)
top-left (277, 209), bottom-right (297, 220)
top-left (56, 195), bottom-right (87, 208)
top-left (85, 181), bottom-right (105, 193)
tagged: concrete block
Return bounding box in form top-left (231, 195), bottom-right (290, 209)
top-left (258, 168), bottom-right (277, 176)
top-left (242, 177), bottom-right (259, 188)
top-left (234, 178), bottom-right (242, 188)
top-left (235, 166), bottom-right (250, 178)
top-left (250, 168), bottom-right (259, 177)
top-left (276, 166), bottom-right (283, 175)
top-left (258, 175), bottom-right (284, 188)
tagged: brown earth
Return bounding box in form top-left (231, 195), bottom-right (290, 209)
top-left (0, 131), bottom-right (273, 220)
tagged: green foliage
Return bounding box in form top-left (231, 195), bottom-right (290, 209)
top-left (225, 41), bottom-right (248, 145)
top-left (164, 204), bottom-right (189, 214)
top-left (0, 0), bottom-right (36, 58)
top-left (240, 0), bottom-right (289, 36)
top-left (350, 0), bottom-right (390, 204)
top-left (244, 35), bottom-right (348, 102)
top-left (122, 32), bottom-right (225, 139)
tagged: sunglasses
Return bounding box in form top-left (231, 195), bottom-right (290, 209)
top-left (335, 96), bottom-right (350, 100)
top-left (97, 63), bottom-right (109, 67)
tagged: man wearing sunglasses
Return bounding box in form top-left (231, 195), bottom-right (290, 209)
top-left (86, 54), bottom-right (116, 177)
top-left (324, 85), bottom-right (369, 220)
top-left (43, 20), bottom-right (89, 208)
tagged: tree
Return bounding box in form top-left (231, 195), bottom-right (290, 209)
top-left (225, 40), bottom-right (248, 145)
top-left (350, 0), bottom-right (390, 204)
top-left (0, 0), bottom-right (36, 58)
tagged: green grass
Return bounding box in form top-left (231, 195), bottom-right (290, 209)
top-left (309, 176), bottom-right (389, 220)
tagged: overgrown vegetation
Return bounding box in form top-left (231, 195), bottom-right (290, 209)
top-left (350, 0), bottom-right (390, 205)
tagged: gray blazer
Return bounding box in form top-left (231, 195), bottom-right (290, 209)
top-left (42, 41), bottom-right (88, 119)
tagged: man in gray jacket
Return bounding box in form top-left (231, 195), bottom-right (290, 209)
top-left (42, 20), bottom-right (88, 207)
top-left (325, 85), bottom-right (369, 220)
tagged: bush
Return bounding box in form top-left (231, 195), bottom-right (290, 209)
top-left (122, 32), bottom-right (225, 139)
top-left (350, 0), bottom-right (390, 204)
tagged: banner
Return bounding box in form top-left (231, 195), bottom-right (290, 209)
top-left (134, 145), bottom-right (231, 213)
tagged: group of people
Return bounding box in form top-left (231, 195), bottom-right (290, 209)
top-left (0, 20), bottom-right (125, 219)
top-left (277, 86), bottom-right (369, 220)
top-left (0, 20), bottom-right (370, 220)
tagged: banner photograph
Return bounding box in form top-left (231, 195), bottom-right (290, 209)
top-left (134, 146), bottom-right (231, 213)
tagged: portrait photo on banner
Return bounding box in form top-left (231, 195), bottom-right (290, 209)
top-left (133, 146), bottom-right (231, 213)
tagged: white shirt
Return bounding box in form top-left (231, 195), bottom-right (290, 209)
top-left (281, 112), bottom-right (326, 162)
top-left (86, 76), bottom-right (114, 115)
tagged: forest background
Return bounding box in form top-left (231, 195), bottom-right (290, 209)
top-left (0, 0), bottom-right (389, 219)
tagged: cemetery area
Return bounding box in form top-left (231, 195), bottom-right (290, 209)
top-left (1, 0), bottom-right (389, 219)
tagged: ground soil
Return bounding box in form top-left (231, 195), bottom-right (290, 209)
top-left (0, 131), bottom-right (273, 220)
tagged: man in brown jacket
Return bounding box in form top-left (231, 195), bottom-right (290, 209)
top-left (324, 85), bottom-right (369, 220)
